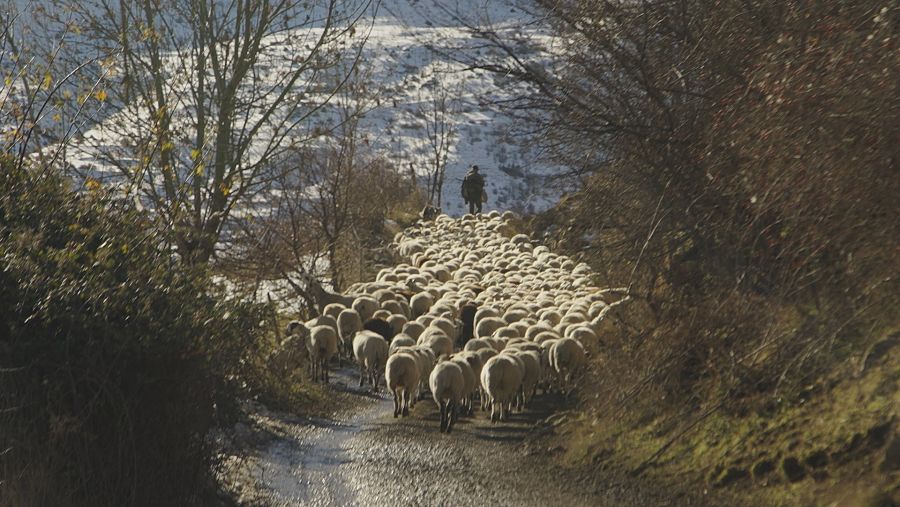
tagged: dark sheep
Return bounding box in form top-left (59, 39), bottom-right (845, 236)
top-left (458, 302), bottom-right (479, 349)
top-left (363, 317), bottom-right (395, 344)
top-left (420, 205), bottom-right (441, 221)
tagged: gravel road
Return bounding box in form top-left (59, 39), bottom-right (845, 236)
top-left (218, 366), bottom-right (663, 507)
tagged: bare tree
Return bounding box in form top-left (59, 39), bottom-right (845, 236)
top-left (222, 61), bottom-right (421, 310)
top-left (417, 69), bottom-right (460, 208)
top-left (34, 0), bottom-right (374, 264)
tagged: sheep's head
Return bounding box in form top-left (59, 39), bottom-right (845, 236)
top-left (285, 320), bottom-right (309, 339)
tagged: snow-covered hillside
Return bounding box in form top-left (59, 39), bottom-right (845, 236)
top-left (57, 0), bottom-right (566, 216)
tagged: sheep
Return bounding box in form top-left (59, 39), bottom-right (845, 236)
top-left (525, 322), bottom-right (555, 341)
top-left (565, 325), bottom-right (597, 344)
top-left (463, 338), bottom-right (492, 352)
top-left (550, 337), bottom-right (587, 394)
top-left (337, 308), bottom-right (363, 360)
top-left (492, 326), bottom-right (520, 339)
top-left (363, 317), bottom-right (395, 343)
top-left (382, 300), bottom-right (406, 318)
top-left (386, 313), bottom-right (408, 336)
top-left (353, 331), bottom-right (389, 390)
top-left (458, 302), bottom-right (479, 347)
top-left (306, 314), bottom-right (338, 334)
top-left (475, 316), bottom-right (507, 339)
top-left (481, 354), bottom-right (524, 423)
top-left (424, 332), bottom-right (454, 358)
top-left (430, 317), bottom-right (458, 344)
top-left (305, 275), bottom-right (355, 313)
top-left (372, 288), bottom-right (397, 304)
top-left (385, 352), bottom-right (421, 417)
top-left (268, 322), bottom-right (310, 375)
top-left (389, 334), bottom-right (417, 355)
top-left (474, 307), bottom-right (500, 326)
top-left (429, 361), bottom-right (465, 433)
top-left (502, 307), bottom-right (530, 324)
top-left (512, 349), bottom-right (541, 409)
top-left (323, 303), bottom-right (347, 320)
top-left (352, 296), bottom-right (380, 322)
top-left (409, 291), bottom-right (434, 318)
top-left (372, 309), bottom-right (393, 321)
top-left (452, 352), bottom-right (483, 414)
top-left (450, 355), bottom-right (477, 415)
top-left (402, 321), bottom-right (425, 340)
top-left (307, 325), bottom-right (339, 383)
top-left (285, 320), bottom-right (306, 338)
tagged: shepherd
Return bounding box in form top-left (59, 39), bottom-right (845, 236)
top-left (461, 164), bottom-right (486, 214)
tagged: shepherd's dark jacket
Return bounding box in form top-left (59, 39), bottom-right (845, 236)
top-left (461, 169), bottom-right (485, 202)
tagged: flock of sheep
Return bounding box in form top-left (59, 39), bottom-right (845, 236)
top-left (274, 210), bottom-right (626, 434)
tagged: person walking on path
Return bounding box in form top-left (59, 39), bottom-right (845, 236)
top-left (461, 165), bottom-right (486, 214)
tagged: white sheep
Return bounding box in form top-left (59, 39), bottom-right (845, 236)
top-left (512, 349), bottom-right (541, 409)
top-left (323, 303), bottom-right (347, 320)
top-left (453, 352), bottom-right (483, 414)
top-left (385, 352), bottom-right (421, 417)
top-left (463, 338), bottom-right (492, 352)
top-left (353, 330), bottom-right (389, 390)
top-left (409, 291), bottom-right (434, 318)
top-left (550, 337), bottom-right (586, 394)
top-left (402, 321), bottom-right (425, 340)
top-left (389, 333), bottom-right (417, 354)
top-left (475, 316), bottom-right (507, 339)
top-left (449, 355), bottom-right (477, 415)
top-left (429, 361), bottom-right (465, 433)
top-left (307, 325), bottom-right (339, 384)
top-left (352, 296), bottom-right (380, 323)
top-left (480, 354), bottom-right (523, 423)
top-left (336, 308), bottom-right (363, 360)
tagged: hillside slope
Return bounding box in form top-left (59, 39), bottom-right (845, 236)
top-left (55, 0), bottom-right (565, 217)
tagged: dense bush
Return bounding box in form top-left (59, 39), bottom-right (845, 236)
top-left (0, 161), bottom-right (267, 505)
top-left (520, 0), bottom-right (898, 412)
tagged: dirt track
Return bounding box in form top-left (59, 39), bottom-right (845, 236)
top-left (217, 365), bottom-right (673, 507)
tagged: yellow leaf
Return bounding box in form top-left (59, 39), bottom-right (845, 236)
top-left (220, 183), bottom-right (230, 196)
top-left (4, 75), bottom-right (11, 87)
top-left (52, 113), bottom-right (61, 122)
top-left (190, 149), bottom-right (201, 160)
top-left (42, 73), bottom-right (52, 90)
top-left (161, 141), bottom-right (174, 153)
top-left (94, 89), bottom-right (107, 101)
top-left (194, 163), bottom-right (204, 176)
top-left (120, 244), bottom-right (129, 254)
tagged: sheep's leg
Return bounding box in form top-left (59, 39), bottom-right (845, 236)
top-left (446, 400), bottom-right (457, 434)
top-left (402, 389), bottom-right (410, 417)
top-left (393, 389), bottom-right (400, 418)
top-left (358, 363), bottom-right (365, 387)
top-left (439, 400), bottom-right (447, 433)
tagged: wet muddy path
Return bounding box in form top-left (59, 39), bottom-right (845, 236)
top-left (218, 366), bottom-right (661, 507)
